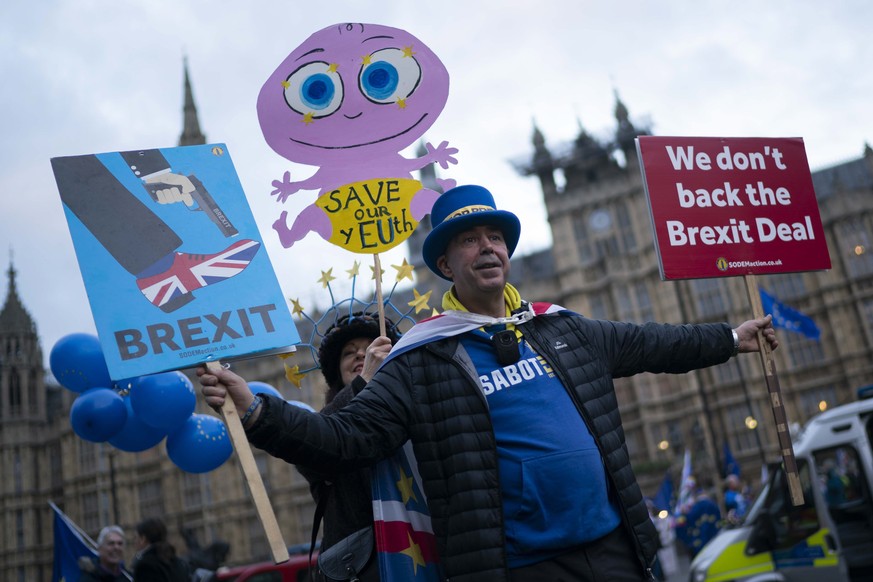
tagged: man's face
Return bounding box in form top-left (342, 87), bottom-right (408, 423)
top-left (98, 532), bottom-right (125, 570)
top-left (437, 225), bottom-right (510, 299)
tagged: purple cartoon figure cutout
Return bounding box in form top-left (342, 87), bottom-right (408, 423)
top-left (257, 23), bottom-right (458, 253)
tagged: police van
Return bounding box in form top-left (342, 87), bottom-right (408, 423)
top-left (689, 389), bottom-right (873, 581)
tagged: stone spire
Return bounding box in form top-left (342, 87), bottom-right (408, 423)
top-left (0, 255), bottom-right (45, 424)
top-left (531, 120), bottom-right (556, 191)
top-left (179, 57), bottom-right (207, 146)
top-left (0, 257), bottom-right (37, 336)
top-left (614, 88), bottom-right (630, 127)
top-left (614, 89), bottom-right (635, 144)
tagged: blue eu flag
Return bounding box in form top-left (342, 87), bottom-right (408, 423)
top-left (652, 471), bottom-right (674, 513)
top-left (759, 288), bottom-right (820, 340)
top-left (51, 502), bottom-right (96, 582)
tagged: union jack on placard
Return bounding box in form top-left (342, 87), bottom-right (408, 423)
top-left (137, 239), bottom-right (260, 311)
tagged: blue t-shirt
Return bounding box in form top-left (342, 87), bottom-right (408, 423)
top-left (460, 326), bottom-right (621, 567)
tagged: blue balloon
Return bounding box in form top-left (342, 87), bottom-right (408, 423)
top-left (108, 397), bottom-right (167, 452)
top-left (70, 387), bottom-right (127, 442)
top-left (249, 381), bottom-right (282, 398)
top-left (166, 414), bottom-right (233, 473)
top-left (50, 333), bottom-right (112, 393)
top-left (131, 371), bottom-right (196, 432)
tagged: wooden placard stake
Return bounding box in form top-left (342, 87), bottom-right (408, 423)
top-left (373, 253), bottom-right (386, 336)
top-left (743, 275), bottom-right (805, 506)
top-left (205, 361), bottom-right (290, 563)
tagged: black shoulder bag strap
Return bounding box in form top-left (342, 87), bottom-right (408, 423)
top-left (309, 482), bottom-right (330, 582)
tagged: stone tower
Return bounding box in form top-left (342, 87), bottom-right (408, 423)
top-left (0, 259), bottom-right (65, 581)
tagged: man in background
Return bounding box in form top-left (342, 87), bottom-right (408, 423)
top-left (79, 525), bottom-right (128, 582)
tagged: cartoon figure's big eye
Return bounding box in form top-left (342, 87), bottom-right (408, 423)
top-left (359, 48), bottom-right (421, 104)
top-left (284, 62), bottom-right (344, 117)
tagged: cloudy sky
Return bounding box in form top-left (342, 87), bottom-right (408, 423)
top-left (2, 1), bottom-right (871, 367)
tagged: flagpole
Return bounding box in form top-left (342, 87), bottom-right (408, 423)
top-left (49, 501), bottom-right (98, 550)
top-left (743, 274), bottom-right (804, 506)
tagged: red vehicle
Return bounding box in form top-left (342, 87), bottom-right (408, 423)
top-left (211, 552), bottom-right (317, 582)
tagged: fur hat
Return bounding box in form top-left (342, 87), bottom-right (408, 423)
top-left (317, 312), bottom-right (398, 391)
top-left (422, 184), bottom-right (521, 280)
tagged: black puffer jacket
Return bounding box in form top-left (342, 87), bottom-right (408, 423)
top-left (248, 311), bottom-right (733, 581)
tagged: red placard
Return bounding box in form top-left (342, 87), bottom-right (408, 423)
top-left (636, 136), bottom-right (831, 280)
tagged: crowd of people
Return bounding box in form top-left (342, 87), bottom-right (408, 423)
top-left (643, 471), bottom-right (755, 581)
top-left (73, 184), bottom-right (777, 582)
top-left (78, 518), bottom-right (189, 582)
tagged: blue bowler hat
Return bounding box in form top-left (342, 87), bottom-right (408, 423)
top-left (422, 185), bottom-right (521, 280)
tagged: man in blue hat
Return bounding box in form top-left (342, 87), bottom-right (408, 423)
top-left (199, 184), bottom-right (778, 582)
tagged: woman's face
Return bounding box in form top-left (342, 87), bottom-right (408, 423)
top-left (134, 532), bottom-right (148, 551)
top-left (339, 337), bottom-right (371, 386)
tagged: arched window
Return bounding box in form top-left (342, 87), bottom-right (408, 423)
top-left (9, 367), bottom-right (21, 414)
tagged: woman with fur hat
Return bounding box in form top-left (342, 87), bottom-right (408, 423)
top-left (301, 312), bottom-right (398, 582)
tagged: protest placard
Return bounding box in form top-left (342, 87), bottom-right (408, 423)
top-left (637, 136), bottom-right (830, 280)
top-left (52, 142), bottom-right (299, 562)
top-left (51, 143), bottom-right (299, 380)
top-left (637, 136), bottom-right (832, 506)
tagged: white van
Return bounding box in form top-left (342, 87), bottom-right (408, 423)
top-left (689, 391), bottom-right (873, 581)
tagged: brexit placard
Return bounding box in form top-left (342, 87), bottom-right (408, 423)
top-left (636, 136), bottom-right (831, 280)
top-left (51, 143), bottom-right (300, 379)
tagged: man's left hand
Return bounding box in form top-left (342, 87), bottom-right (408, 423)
top-left (734, 314), bottom-right (778, 353)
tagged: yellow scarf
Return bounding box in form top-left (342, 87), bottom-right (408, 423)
top-left (441, 283), bottom-right (524, 338)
